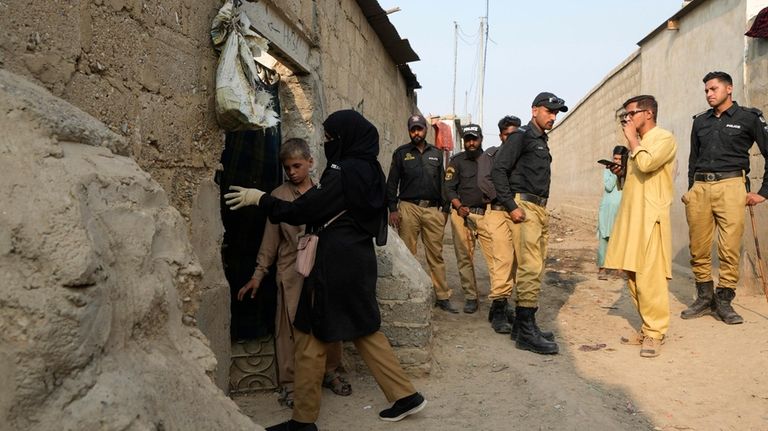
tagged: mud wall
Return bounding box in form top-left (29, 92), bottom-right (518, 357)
top-left (1, 0), bottom-right (431, 387)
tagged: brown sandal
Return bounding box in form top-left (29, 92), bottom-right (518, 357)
top-left (322, 372), bottom-right (352, 396)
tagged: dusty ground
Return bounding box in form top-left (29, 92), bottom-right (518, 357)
top-left (235, 212), bottom-right (768, 431)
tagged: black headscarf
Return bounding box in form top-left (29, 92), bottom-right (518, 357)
top-left (322, 110), bottom-right (387, 240)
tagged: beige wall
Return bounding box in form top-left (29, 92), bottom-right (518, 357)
top-left (549, 53), bottom-right (641, 220)
top-left (549, 0), bottom-right (768, 292)
top-left (640, 0), bottom-right (747, 269)
top-left (742, 13), bottom-right (768, 292)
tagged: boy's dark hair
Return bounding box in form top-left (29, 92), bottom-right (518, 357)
top-left (279, 138), bottom-right (311, 162)
top-left (497, 115), bottom-right (521, 132)
top-left (623, 95), bottom-right (658, 121)
top-left (703, 71), bottom-right (733, 86)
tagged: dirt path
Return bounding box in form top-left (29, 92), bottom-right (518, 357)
top-left (235, 213), bottom-right (768, 430)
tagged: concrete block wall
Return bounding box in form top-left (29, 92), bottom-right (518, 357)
top-left (742, 25), bottom-right (768, 294)
top-left (373, 228), bottom-right (434, 375)
top-left (548, 0), bottom-right (768, 294)
top-left (549, 54), bottom-right (641, 222)
top-left (276, 0), bottom-right (420, 173)
top-left (639, 0), bottom-right (747, 272)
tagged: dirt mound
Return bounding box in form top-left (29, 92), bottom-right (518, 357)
top-left (0, 69), bottom-right (259, 431)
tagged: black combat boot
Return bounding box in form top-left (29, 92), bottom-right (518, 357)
top-left (513, 306), bottom-right (558, 355)
top-left (680, 280), bottom-right (714, 319)
top-left (488, 299), bottom-right (512, 334)
top-left (713, 287), bottom-right (743, 324)
top-left (510, 306), bottom-right (554, 342)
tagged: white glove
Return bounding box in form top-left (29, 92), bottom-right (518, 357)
top-left (224, 186), bottom-right (265, 210)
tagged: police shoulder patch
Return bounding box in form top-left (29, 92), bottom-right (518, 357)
top-left (444, 166), bottom-right (455, 181)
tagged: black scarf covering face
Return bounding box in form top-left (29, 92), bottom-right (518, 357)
top-left (322, 110), bottom-right (388, 243)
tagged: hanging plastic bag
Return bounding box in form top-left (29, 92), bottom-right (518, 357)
top-left (211, 0), bottom-right (279, 130)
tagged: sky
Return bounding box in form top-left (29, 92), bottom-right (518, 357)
top-left (378, 1), bottom-right (684, 137)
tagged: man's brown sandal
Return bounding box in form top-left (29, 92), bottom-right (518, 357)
top-left (322, 372), bottom-right (352, 396)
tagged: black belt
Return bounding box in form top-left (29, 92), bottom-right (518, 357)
top-left (467, 206), bottom-right (486, 215)
top-left (518, 193), bottom-right (547, 207)
top-left (403, 199), bottom-right (440, 208)
top-left (693, 171), bottom-right (742, 182)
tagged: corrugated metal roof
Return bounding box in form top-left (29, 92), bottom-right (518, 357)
top-left (356, 0), bottom-right (421, 89)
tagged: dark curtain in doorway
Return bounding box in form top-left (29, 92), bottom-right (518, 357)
top-left (217, 82), bottom-right (283, 341)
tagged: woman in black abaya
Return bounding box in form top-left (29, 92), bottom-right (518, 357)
top-left (225, 110), bottom-right (426, 431)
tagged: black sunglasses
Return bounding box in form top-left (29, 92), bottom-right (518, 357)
top-left (622, 109), bottom-right (648, 118)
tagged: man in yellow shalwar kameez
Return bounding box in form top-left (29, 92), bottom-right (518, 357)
top-left (605, 95), bottom-right (677, 358)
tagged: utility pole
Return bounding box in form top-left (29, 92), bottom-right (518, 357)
top-left (464, 90), bottom-right (469, 120)
top-left (478, 1), bottom-right (489, 126)
top-left (452, 21), bottom-right (458, 116)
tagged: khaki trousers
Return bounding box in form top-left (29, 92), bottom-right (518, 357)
top-left (275, 281), bottom-right (341, 388)
top-left (398, 201), bottom-right (450, 300)
top-left (625, 222), bottom-right (670, 340)
top-left (508, 199), bottom-right (548, 308)
top-left (449, 209), bottom-right (480, 300)
top-left (684, 177), bottom-right (746, 289)
top-left (478, 206), bottom-right (516, 301)
top-left (292, 330), bottom-right (416, 423)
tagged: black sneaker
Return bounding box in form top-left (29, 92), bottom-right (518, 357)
top-left (265, 420), bottom-right (318, 431)
top-left (378, 392), bottom-right (427, 422)
top-left (435, 299), bottom-right (459, 314)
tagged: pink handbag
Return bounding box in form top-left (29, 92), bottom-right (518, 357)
top-left (295, 211), bottom-right (346, 277)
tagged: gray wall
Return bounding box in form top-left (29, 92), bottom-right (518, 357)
top-left (549, 0), bottom-right (768, 292)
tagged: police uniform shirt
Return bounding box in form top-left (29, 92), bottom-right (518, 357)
top-left (689, 102), bottom-right (768, 197)
top-left (490, 121), bottom-right (552, 211)
top-left (444, 150), bottom-right (487, 208)
top-left (386, 143), bottom-right (445, 211)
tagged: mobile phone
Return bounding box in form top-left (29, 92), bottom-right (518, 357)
top-left (597, 159), bottom-right (621, 168)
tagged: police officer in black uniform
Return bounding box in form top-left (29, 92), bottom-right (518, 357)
top-left (387, 114), bottom-right (455, 313)
top-left (681, 71), bottom-right (768, 324)
top-left (444, 124), bottom-right (488, 314)
top-left (491, 92), bottom-right (567, 355)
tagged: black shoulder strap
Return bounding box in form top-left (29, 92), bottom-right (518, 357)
top-left (742, 106), bottom-right (764, 117)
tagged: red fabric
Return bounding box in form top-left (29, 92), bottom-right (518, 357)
top-left (432, 121), bottom-right (454, 151)
top-left (746, 7), bottom-right (768, 38)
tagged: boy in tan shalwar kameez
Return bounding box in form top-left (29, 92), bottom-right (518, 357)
top-left (238, 139), bottom-right (350, 406)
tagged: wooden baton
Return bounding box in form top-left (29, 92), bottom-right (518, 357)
top-left (748, 205), bottom-right (768, 303)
